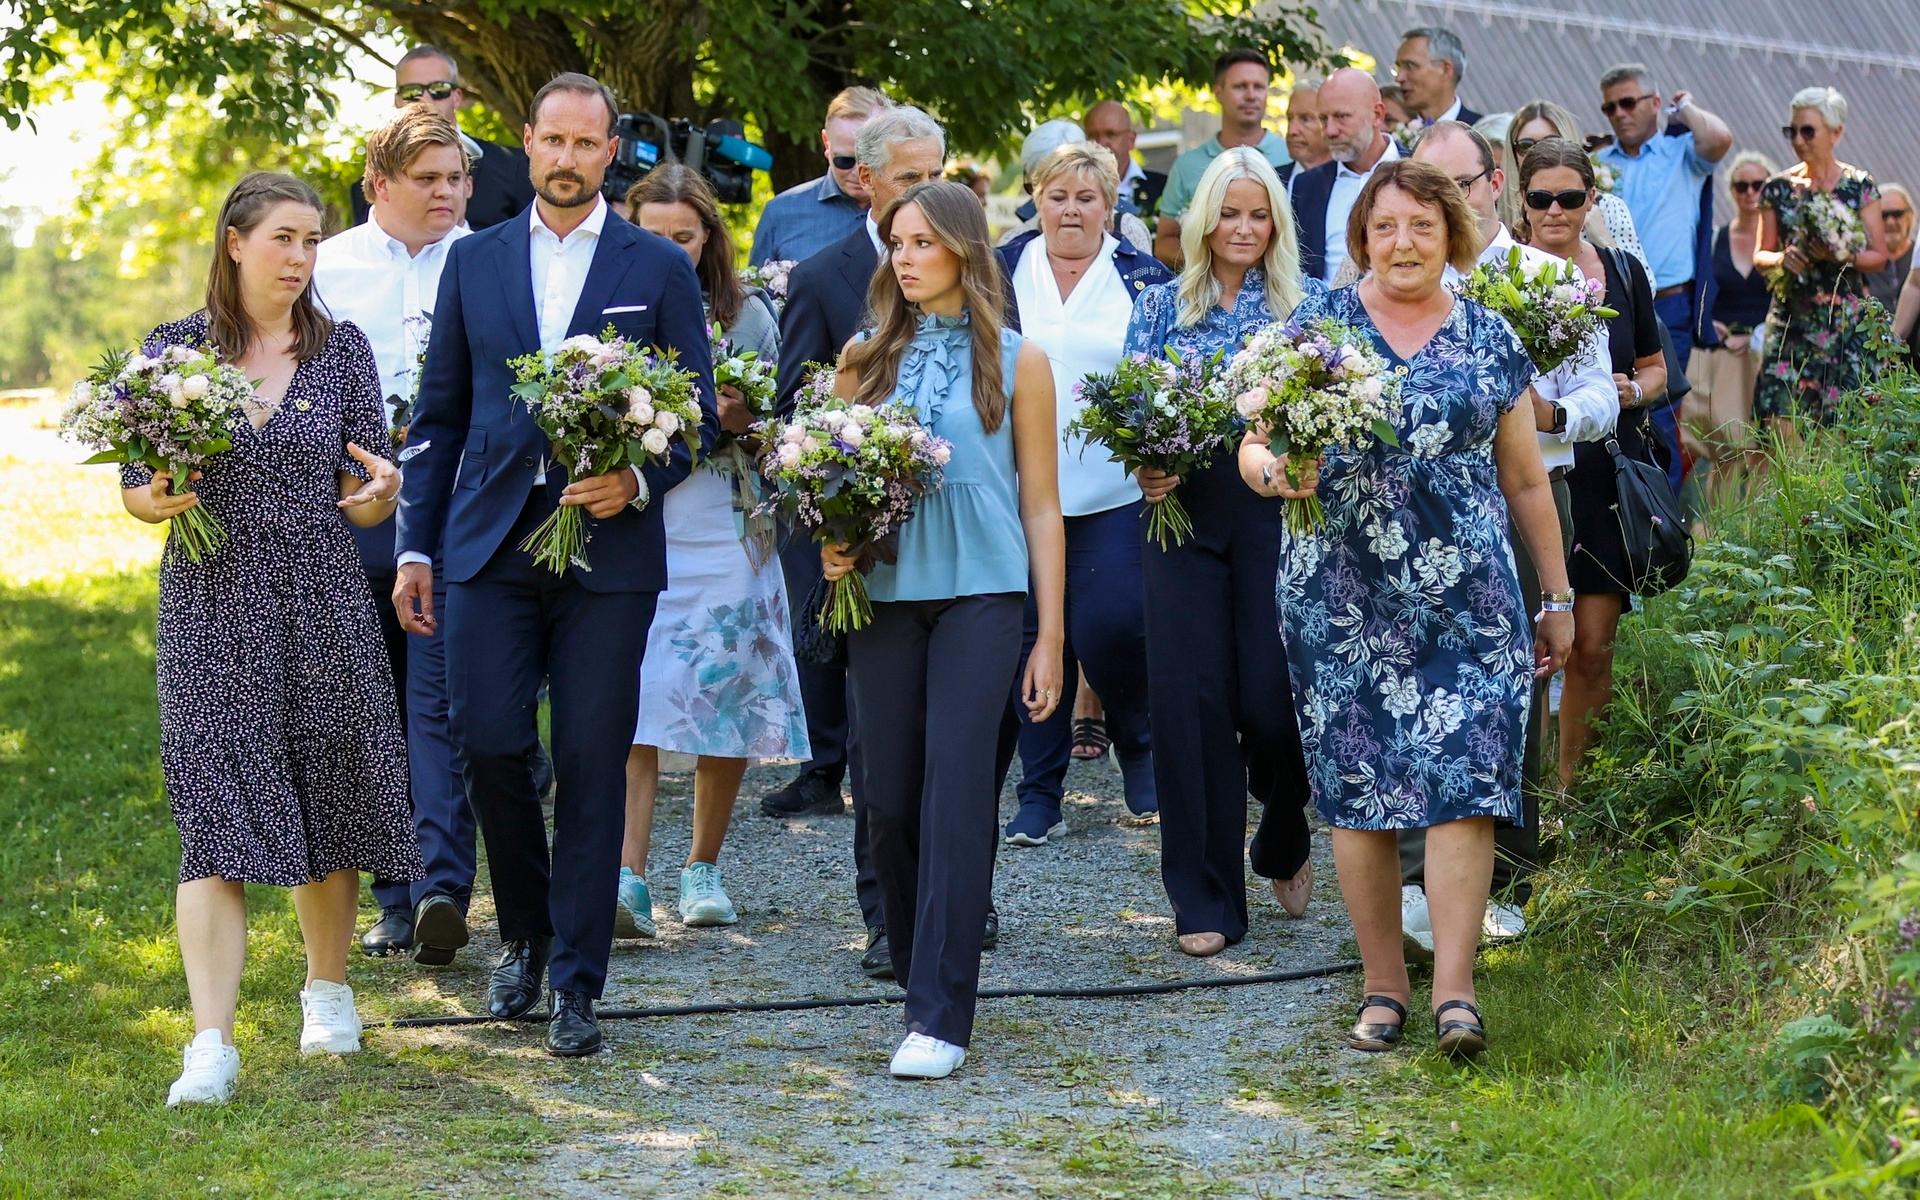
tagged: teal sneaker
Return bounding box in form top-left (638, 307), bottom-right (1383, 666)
top-left (614, 867), bottom-right (656, 939)
top-left (678, 862), bottom-right (739, 927)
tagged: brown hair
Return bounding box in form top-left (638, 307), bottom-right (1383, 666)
top-left (362, 106), bottom-right (469, 203)
top-left (1516, 137), bottom-right (1595, 243)
top-left (845, 181), bottom-right (1010, 433)
top-left (529, 71), bottom-right (618, 135)
top-left (1345, 159), bottom-right (1481, 275)
top-left (206, 171), bottom-right (331, 363)
top-left (623, 165), bottom-right (745, 328)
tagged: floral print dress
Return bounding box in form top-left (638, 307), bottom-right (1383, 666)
top-left (1277, 287), bottom-right (1538, 830)
top-left (1755, 165), bottom-right (1880, 425)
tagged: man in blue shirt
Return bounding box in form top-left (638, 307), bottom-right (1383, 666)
top-left (749, 86), bottom-right (891, 266)
top-left (1595, 63), bottom-right (1733, 372)
top-left (1153, 48), bottom-right (1291, 268)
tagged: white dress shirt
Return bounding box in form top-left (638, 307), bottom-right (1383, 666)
top-left (1445, 224), bottom-right (1617, 471)
top-left (866, 214), bottom-right (883, 258)
top-left (313, 210), bottom-right (470, 422)
top-left (1434, 96), bottom-right (1464, 125)
top-left (1323, 137), bottom-right (1401, 283)
top-left (1013, 233), bottom-right (1140, 516)
top-left (531, 194), bottom-right (609, 354)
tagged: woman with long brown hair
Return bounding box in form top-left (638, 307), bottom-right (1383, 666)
top-left (614, 165), bottom-right (808, 939)
top-left (117, 171), bottom-right (418, 1105)
top-left (821, 180), bottom-right (1065, 1078)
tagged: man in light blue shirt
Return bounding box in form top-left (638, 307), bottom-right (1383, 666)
top-left (1153, 48), bottom-right (1291, 268)
top-left (749, 86), bottom-right (891, 266)
top-left (1595, 63), bottom-right (1733, 372)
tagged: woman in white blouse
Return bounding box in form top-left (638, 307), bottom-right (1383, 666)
top-left (990, 141), bottom-right (1172, 845)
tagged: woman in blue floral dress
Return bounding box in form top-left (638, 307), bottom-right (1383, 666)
top-left (1122, 147), bottom-right (1320, 957)
top-left (1240, 162), bottom-right (1572, 1058)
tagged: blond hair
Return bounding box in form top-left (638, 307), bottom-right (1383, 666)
top-left (1029, 142), bottom-right (1119, 209)
top-left (1175, 147), bottom-right (1304, 327)
top-left (827, 86), bottom-right (892, 123)
top-left (361, 106), bottom-right (469, 203)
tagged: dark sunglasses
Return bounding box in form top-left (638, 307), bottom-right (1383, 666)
top-left (1452, 167), bottom-right (1492, 193)
top-left (1886, 209), bottom-right (1915, 221)
top-left (1600, 94), bottom-right (1656, 118)
top-left (397, 81), bottom-right (457, 103)
top-left (1731, 179), bottom-right (1764, 194)
top-left (1526, 188), bottom-right (1591, 211)
top-left (1513, 137), bottom-right (1542, 154)
top-left (830, 154), bottom-right (857, 170)
top-left (1782, 124), bottom-right (1821, 142)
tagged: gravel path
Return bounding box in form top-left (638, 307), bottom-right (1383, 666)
top-left (380, 754), bottom-right (1380, 1199)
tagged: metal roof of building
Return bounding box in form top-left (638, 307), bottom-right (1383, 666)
top-left (1308, 0), bottom-right (1920, 210)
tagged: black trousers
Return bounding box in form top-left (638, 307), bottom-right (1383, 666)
top-left (778, 531), bottom-right (882, 932)
top-left (446, 494), bottom-right (655, 998)
top-left (849, 593), bottom-right (1022, 1047)
top-left (1142, 461), bottom-right (1311, 942)
top-left (1398, 473), bottom-right (1573, 903)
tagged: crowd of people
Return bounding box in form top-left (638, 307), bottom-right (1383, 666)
top-left (116, 27), bottom-right (1917, 1108)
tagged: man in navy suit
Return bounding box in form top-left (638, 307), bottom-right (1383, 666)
top-left (395, 72), bottom-right (717, 1057)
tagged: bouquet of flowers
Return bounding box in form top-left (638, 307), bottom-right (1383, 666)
top-left (1065, 347), bottom-right (1237, 549)
top-left (1798, 191), bottom-right (1868, 260)
top-left (739, 259), bottom-right (796, 313)
top-left (710, 324), bottom-right (778, 439)
top-left (1389, 121), bottom-right (1422, 156)
top-left (1460, 247), bottom-right (1617, 374)
top-left (507, 327), bottom-right (703, 573)
top-left (710, 323), bottom-right (781, 563)
top-left (1223, 318), bottom-right (1401, 537)
top-left (390, 312), bottom-right (433, 453)
top-left (752, 366), bottom-right (952, 633)
top-left (60, 339), bottom-right (249, 561)
top-left (1589, 154), bottom-right (1618, 194)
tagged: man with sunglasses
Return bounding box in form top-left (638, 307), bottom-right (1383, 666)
top-left (749, 86), bottom-right (892, 266)
top-left (1593, 64), bottom-right (1731, 379)
top-left (350, 44), bottom-right (534, 232)
top-left (1866, 183), bottom-right (1915, 312)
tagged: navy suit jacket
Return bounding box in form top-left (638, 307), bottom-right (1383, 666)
top-left (775, 224), bottom-right (878, 413)
top-left (398, 206), bottom-right (718, 593)
top-left (995, 230), bottom-right (1172, 330)
top-left (1290, 160), bottom-right (1339, 284)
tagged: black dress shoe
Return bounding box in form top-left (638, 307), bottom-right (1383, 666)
top-left (861, 927), bottom-right (895, 980)
top-left (487, 936), bottom-right (550, 1020)
top-left (410, 894), bottom-right (470, 967)
top-left (359, 905), bottom-right (414, 956)
top-left (545, 989), bottom-right (603, 1057)
top-left (760, 770), bottom-right (846, 818)
top-left (983, 905), bottom-right (999, 950)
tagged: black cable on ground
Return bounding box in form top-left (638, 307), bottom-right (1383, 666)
top-left (370, 958), bottom-right (1364, 1030)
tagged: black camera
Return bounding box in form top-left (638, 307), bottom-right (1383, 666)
top-left (604, 113), bottom-right (772, 204)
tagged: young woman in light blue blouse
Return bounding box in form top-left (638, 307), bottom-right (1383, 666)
top-left (822, 181), bottom-right (1066, 1080)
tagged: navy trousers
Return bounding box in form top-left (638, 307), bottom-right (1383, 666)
top-left (1142, 461), bottom-right (1311, 943)
top-left (778, 530), bottom-right (883, 932)
top-left (1653, 290), bottom-right (1693, 492)
top-left (446, 494), bottom-right (655, 998)
top-left (850, 594), bottom-right (1022, 1047)
top-left (993, 500), bottom-right (1155, 813)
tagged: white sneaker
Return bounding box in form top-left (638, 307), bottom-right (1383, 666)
top-left (678, 862), bottom-right (739, 927)
top-left (1483, 898), bottom-right (1527, 941)
top-left (889, 1032), bottom-right (966, 1079)
top-left (166, 1029), bottom-right (239, 1107)
top-left (1401, 885), bottom-right (1434, 961)
top-left (299, 979), bottom-right (363, 1055)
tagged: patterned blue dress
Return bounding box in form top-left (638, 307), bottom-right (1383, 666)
top-left (1279, 286), bottom-right (1538, 830)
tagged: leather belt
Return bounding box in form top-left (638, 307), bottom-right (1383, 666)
top-left (1653, 283), bottom-right (1691, 299)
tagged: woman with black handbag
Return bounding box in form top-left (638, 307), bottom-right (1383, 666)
top-left (1516, 139), bottom-right (1673, 789)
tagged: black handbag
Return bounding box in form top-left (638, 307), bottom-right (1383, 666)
top-left (1606, 425), bottom-right (1692, 596)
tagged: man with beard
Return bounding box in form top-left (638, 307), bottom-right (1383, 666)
top-left (395, 72), bottom-right (718, 1057)
top-left (1288, 67), bottom-right (1399, 284)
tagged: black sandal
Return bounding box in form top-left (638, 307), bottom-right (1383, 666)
top-left (1434, 998), bottom-right (1488, 1060)
top-left (1347, 994), bottom-right (1408, 1052)
top-left (1070, 717), bottom-right (1110, 760)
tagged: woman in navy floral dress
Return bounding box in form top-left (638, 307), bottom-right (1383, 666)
top-left (1240, 162), bottom-right (1572, 1058)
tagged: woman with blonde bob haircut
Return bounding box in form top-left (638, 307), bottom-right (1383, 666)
top-left (1123, 146), bottom-right (1321, 959)
top-left (824, 180), bottom-right (1066, 1080)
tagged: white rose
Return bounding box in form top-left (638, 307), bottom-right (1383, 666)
top-left (653, 410), bottom-right (681, 435)
top-left (626, 384), bottom-right (652, 407)
top-left (930, 443), bottom-right (952, 465)
top-left (641, 428), bottom-right (671, 456)
top-left (909, 428), bottom-right (929, 446)
top-left (629, 400), bottom-right (655, 425)
top-left (781, 424), bottom-right (806, 445)
top-left (560, 334), bottom-right (603, 355)
top-left (776, 442), bottom-right (802, 468)
top-left (181, 374), bottom-right (210, 400)
top-left (848, 404), bottom-right (876, 422)
top-left (840, 423), bottom-right (865, 448)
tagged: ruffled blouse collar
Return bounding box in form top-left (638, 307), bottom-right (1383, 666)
top-left (898, 307), bottom-right (974, 424)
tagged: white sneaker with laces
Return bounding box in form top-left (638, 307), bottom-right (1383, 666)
top-left (1483, 898), bottom-right (1527, 941)
top-left (166, 1029), bottom-right (239, 1107)
top-left (678, 862), bottom-right (739, 927)
top-left (1401, 884), bottom-right (1434, 960)
top-left (299, 979), bottom-right (363, 1055)
top-left (889, 1032), bottom-right (966, 1079)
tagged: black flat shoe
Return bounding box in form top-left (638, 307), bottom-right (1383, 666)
top-left (545, 988), bottom-right (603, 1057)
top-left (1435, 998), bottom-right (1488, 1060)
top-left (410, 894), bottom-right (470, 967)
top-left (487, 936), bottom-right (550, 1020)
top-left (1347, 994), bottom-right (1409, 1052)
top-left (983, 905), bottom-right (999, 951)
top-left (759, 770), bottom-right (846, 818)
top-left (359, 905), bottom-right (414, 956)
top-left (861, 927), bottom-right (895, 980)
